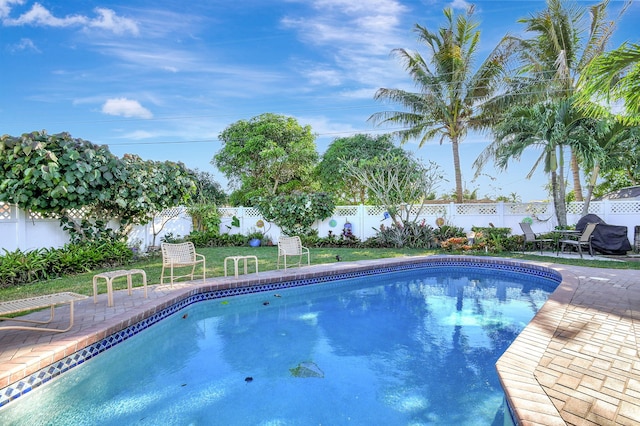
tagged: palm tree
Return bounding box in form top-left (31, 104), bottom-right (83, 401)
top-left (573, 118), bottom-right (640, 214)
top-left (576, 42), bottom-right (640, 125)
top-left (474, 99), bottom-right (589, 227)
top-left (505, 0), bottom-right (630, 201)
top-left (369, 6), bottom-right (510, 203)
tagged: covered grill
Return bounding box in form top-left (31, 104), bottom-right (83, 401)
top-left (576, 214), bottom-right (632, 255)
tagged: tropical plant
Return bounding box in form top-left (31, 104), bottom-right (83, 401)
top-left (188, 169), bottom-right (228, 206)
top-left (474, 99), bottom-right (591, 226)
top-left (213, 113), bottom-right (319, 205)
top-left (369, 6), bottom-right (511, 203)
top-left (370, 220), bottom-right (436, 249)
top-left (0, 240), bottom-right (132, 288)
top-left (572, 118), bottom-right (640, 213)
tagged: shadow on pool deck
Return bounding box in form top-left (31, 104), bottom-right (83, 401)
top-left (0, 255), bottom-right (639, 425)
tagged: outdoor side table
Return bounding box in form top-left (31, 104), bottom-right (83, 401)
top-left (92, 269), bottom-right (148, 307)
top-left (224, 255), bottom-right (259, 279)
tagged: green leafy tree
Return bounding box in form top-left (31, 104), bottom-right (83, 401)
top-left (0, 131), bottom-right (196, 242)
top-left (114, 154), bottom-right (196, 225)
top-left (370, 6), bottom-right (510, 203)
top-left (0, 131), bottom-right (126, 240)
top-left (317, 134), bottom-right (403, 204)
top-left (254, 192), bottom-right (335, 237)
top-left (213, 113), bottom-right (319, 205)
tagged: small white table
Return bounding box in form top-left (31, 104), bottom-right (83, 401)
top-left (92, 269), bottom-right (147, 307)
top-left (224, 256), bottom-right (259, 279)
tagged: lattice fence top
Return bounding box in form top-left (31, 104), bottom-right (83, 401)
top-left (218, 208), bottom-right (238, 217)
top-left (335, 206), bottom-right (359, 216)
top-left (365, 205), bottom-right (385, 215)
top-left (27, 207), bottom-right (91, 220)
top-left (505, 202), bottom-right (550, 215)
top-left (609, 201), bottom-right (640, 214)
top-left (244, 207), bottom-right (262, 217)
top-left (455, 204), bottom-right (498, 215)
top-left (0, 203), bottom-right (12, 220)
top-left (413, 205), bottom-right (447, 216)
top-left (566, 202), bottom-right (604, 215)
top-left (157, 206), bottom-right (186, 218)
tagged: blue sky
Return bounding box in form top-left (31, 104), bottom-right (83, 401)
top-left (1, 0), bottom-right (638, 202)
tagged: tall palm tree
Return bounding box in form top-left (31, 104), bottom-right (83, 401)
top-left (474, 99), bottom-right (589, 226)
top-left (369, 6), bottom-right (510, 203)
top-left (576, 42), bottom-right (640, 125)
top-left (505, 0), bottom-right (630, 201)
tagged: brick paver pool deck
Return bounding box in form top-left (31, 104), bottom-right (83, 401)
top-left (0, 255), bottom-right (638, 425)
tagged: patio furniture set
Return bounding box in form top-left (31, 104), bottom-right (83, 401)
top-left (0, 237), bottom-right (310, 334)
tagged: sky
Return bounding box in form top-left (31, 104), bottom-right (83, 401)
top-left (1, 0), bottom-right (638, 202)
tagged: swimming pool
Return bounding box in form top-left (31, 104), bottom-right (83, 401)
top-left (0, 259), bottom-right (560, 425)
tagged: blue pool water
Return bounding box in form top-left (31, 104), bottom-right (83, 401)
top-left (1, 266), bottom-right (558, 425)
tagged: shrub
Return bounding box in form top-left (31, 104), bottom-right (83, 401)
top-left (366, 220), bottom-right (436, 248)
top-left (433, 224), bottom-right (466, 243)
top-left (0, 239), bottom-right (133, 288)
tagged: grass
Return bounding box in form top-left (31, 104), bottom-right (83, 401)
top-left (1, 246), bottom-right (639, 302)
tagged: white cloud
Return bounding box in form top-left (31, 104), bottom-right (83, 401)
top-left (2, 3), bottom-right (138, 35)
top-left (88, 8), bottom-right (139, 36)
top-left (9, 37), bottom-right (39, 52)
top-left (450, 0), bottom-right (473, 11)
top-left (4, 3), bottom-right (88, 27)
top-left (281, 0), bottom-right (412, 90)
top-left (0, 0), bottom-right (24, 19)
top-left (102, 98), bottom-right (153, 119)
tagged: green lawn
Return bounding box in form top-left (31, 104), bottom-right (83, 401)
top-left (1, 246), bottom-right (638, 302)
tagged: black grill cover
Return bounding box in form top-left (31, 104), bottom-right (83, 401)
top-left (576, 214), bottom-right (632, 255)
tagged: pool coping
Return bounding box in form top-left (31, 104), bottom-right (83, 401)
top-left (1, 255), bottom-right (638, 424)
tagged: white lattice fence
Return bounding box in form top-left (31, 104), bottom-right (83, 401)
top-left (2, 200), bottom-right (639, 251)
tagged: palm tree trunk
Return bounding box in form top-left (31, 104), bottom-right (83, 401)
top-left (451, 137), bottom-right (463, 203)
top-left (555, 147), bottom-right (568, 227)
top-left (570, 149), bottom-right (583, 201)
top-left (581, 162), bottom-right (600, 216)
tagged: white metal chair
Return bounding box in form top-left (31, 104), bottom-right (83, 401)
top-left (160, 242), bottom-right (206, 286)
top-left (558, 223), bottom-right (598, 258)
top-left (277, 236), bottom-right (310, 269)
top-left (519, 222), bottom-right (554, 254)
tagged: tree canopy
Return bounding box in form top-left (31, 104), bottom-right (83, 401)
top-left (317, 134), bottom-right (402, 204)
top-left (0, 131), bottom-right (196, 241)
top-left (213, 113), bottom-right (319, 205)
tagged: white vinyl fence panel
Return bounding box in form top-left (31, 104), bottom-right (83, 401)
top-left (1, 200), bottom-right (639, 252)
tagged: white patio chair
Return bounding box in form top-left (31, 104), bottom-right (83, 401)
top-left (277, 236), bottom-right (310, 269)
top-left (160, 242), bottom-right (206, 286)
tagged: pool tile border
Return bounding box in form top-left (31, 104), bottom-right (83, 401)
top-left (0, 256), bottom-right (561, 410)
